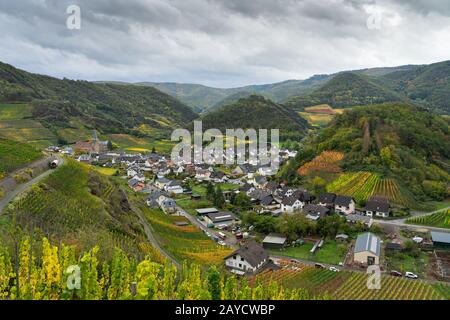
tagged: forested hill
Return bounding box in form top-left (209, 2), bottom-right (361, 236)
top-left (284, 72), bottom-right (407, 111)
top-left (0, 62), bottom-right (198, 134)
top-left (380, 60), bottom-right (450, 115)
top-left (200, 95), bottom-right (310, 140)
top-left (281, 103), bottom-right (450, 204)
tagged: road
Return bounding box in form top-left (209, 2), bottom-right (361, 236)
top-left (373, 206), bottom-right (450, 233)
top-left (0, 155), bottom-right (63, 213)
top-left (128, 200), bottom-right (182, 269)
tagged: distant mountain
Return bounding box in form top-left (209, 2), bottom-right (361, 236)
top-left (284, 72), bottom-right (408, 110)
top-left (0, 62), bottom-right (198, 138)
top-left (137, 65), bottom-right (419, 112)
top-left (380, 60), bottom-right (450, 114)
top-left (200, 95), bottom-right (310, 140)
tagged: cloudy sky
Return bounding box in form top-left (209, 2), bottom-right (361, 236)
top-left (1, 0), bottom-right (450, 87)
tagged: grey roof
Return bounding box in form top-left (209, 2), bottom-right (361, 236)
top-left (334, 195), bottom-right (353, 207)
top-left (303, 204), bottom-right (329, 215)
top-left (318, 192), bottom-right (336, 204)
top-left (260, 195), bottom-right (275, 206)
top-left (225, 241), bottom-right (268, 268)
top-left (431, 231), bottom-right (450, 244)
top-left (263, 233), bottom-right (287, 245)
top-left (156, 177), bottom-right (170, 184)
top-left (365, 200), bottom-right (389, 213)
top-left (355, 232), bottom-right (381, 256)
top-left (196, 208), bottom-right (219, 215)
top-left (282, 196), bottom-right (299, 206)
top-left (206, 211), bottom-right (238, 223)
top-left (249, 189), bottom-right (271, 201)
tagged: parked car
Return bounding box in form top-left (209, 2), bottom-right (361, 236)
top-left (405, 272), bottom-right (418, 279)
top-left (338, 262), bottom-right (344, 266)
top-left (315, 263), bottom-right (325, 269)
top-left (390, 270), bottom-right (402, 277)
top-left (218, 240), bottom-right (226, 246)
top-left (329, 266), bottom-right (340, 272)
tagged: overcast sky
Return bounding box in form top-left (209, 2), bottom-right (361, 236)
top-left (1, 0), bottom-right (449, 87)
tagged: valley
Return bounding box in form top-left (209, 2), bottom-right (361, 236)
top-left (0, 60), bottom-right (449, 301)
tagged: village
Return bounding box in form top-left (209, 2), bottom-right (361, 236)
top-left (46, 132), bottom-right (450, 285)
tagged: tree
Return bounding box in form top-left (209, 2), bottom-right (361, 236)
top-left (213, 185), bottom-right (225, 208)
top-left (206, 182), bottom-right (215, 201)
top-left (234, 192), bottom-right (251, 209)
top-left (206, 266), bottom-right (221, 300)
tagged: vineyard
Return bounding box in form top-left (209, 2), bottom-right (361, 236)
top-left (327, 171), bottom-right (414, 207)
top-left (406, 209), bottom-right (450, 229)
top-left (249, 261), bottom-right (449, 300)
top-left (0, 138), bottom-right (42, 178)
top-left (298, 151), bottom-right (344, 176)
top-left (142, 206), bottom-right (232, 265)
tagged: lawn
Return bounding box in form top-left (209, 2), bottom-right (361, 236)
top-left (384, 251), bottom-right (430, 276)
top-left (269, 240), bottom-right (348, 265)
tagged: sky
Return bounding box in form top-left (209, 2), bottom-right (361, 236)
top-left (1, 0), bottom-right (450, 88)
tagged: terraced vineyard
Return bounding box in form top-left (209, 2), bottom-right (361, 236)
top-left (327, 171), bottom-right (414, 207)
top-left (250, 262), bottom-right (449, 300)
top-left (333, 273), bottom-right (444, 300)
top-left (0, 138), bottom-right (42, 178)
top-left (298, 150), bottom-right (344, 176)
top-left (406, 209), bottom-right (450, 229)
top-left (142, 206), bottom-right (232, 265)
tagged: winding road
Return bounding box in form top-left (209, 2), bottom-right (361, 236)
top-left (0, 155), bottom-right (63, 213)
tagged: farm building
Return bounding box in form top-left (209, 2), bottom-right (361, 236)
top-left (354, 232), bottom-right (381, 265)
top-left (204, 211), bottom-right (239, 228)
top-left (431, 232), bottom-right (450, 249)
top-left (262, 234), bottom-right (287, 250)
top-left (195, 208), bottom-right (219, 216)
top-left (224, 241), bottom-right (269, 275)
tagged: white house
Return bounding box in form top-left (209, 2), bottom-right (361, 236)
top-left (164, 180), bottom-right (184, 194)
top-left (365, 196), bottom-right (390, 218)
top-left (334, 195), bottom-right (355, 215)
top-left (281, 197), bottom-right (304, 213)
top-left (224, 241), bottom-right (269, 275)
top-left (154, 177), bottom-right (171, 189)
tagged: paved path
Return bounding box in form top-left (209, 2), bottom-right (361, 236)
top-left (373, 206), bottom-right (450, 233)
top-left (0, 156), bottom-right (63, 213)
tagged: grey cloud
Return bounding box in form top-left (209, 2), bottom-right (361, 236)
top-left (0, 0), bottom-right (449, 87)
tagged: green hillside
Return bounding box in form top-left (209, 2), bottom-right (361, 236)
top-left (285, 72), bottom-right (407, 110)
top-left (2, 160), bottom-right (149, 260)
top-left (0, 62), bottom-right (198, 142)
top-left (201, 95), bottom-right (310, 140)
top-left (280, 103), bottom-right (450, 206)
top-left (0, 138), bottom-right (41, 178)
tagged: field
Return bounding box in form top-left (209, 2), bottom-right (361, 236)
top-left (406, 209), bottom-right (450, 229)
top-left (299, 105), bottom-right (347, 127)
top-left (0, 138), bottom-right (42, 178)
top-left (269, 240), bottom-right (348, 265)
top-left (91, 166), bottom-right (118, 176)
top-left (142, 206), bottom-right (232, 265)
top-left (251, 262), bottom-right (448, 300)
top-left (327, 171), bottom-right (415, 207)
top-left (0, 103), bottom-right (32, 120)
top-left (298, 150), bottom-right (344, 177)
top-left (107, 133), bottom-right (176, 154)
